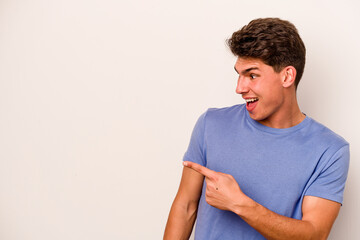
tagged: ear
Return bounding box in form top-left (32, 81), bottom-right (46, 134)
top-left (281, 66), bottom-right (297, 88)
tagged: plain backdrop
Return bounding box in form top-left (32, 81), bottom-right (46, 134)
top-left (0, 0), bottom-right (359, 239)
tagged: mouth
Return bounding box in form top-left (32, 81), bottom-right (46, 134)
top-left (245, 97), bottom-right (259, 105)
top-left (244, 97), bottom-right (259, 111)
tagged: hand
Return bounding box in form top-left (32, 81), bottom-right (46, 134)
top-left (183, 161), bottom-right (246, 212)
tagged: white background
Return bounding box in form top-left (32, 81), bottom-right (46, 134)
top-left (0, 0), bottom-right (359, 239)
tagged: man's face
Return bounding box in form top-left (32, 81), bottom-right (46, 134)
top-left (234, 57), bottom-right (286, 126)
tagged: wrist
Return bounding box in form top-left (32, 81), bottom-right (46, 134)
top-left (232, 194), bottom-right (258, 218)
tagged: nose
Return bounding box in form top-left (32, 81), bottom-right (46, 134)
top-left (236, 76), bottom-right (249, 94)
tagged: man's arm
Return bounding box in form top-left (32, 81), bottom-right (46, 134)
top-left (184, 161), bottom-right (341, 240)
top-left (236, 195), bottom-right (340, 240)
top-left (163, 166), bottom-right (204, 240)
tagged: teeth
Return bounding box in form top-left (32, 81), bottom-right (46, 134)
top-left (245, 98), bottom-right (258, 103)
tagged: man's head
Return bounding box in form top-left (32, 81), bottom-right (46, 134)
top-left (227, 18), bottom-right (306, 89)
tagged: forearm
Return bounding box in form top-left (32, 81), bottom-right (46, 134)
top-left (233, 197), bottom-right (318, 240)
top-left (163, 199), bottom-right (198, 240)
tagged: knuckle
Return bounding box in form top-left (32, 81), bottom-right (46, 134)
top-left (205, 188), bottom-right (213, 197)
top-left (212, 174), bottom-right (219, 182)
top-left (223, 173), bottom-right (234, 180)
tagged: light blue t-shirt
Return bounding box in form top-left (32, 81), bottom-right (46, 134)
top-left (183, 104), bottom-right (350, 240)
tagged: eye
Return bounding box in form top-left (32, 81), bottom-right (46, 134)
top-left (250, 74), bottom-right (257, 79)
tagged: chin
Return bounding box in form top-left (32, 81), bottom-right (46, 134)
top-left (248, 112), bottom-right (265, 121)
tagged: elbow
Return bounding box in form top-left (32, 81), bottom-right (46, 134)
top-left (173, 196), bottom-right (199, 220)
top-left (306, 222), bottom-right (328, 240)
top-left (186, 200), bottom-right (200, 219)
top-left (309, 234), bottom-right (327, 240)
top-left (312, 233), bottom-right (328, 240)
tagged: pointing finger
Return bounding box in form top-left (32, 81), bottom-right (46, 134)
top-left (183, 161), bottom-right (216, 180)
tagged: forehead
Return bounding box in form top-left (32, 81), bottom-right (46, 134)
top-left (234, 57), bottom-right (273, 73)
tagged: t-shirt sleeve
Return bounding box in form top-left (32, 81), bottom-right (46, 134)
top-left (305, 144), bottom-right (350, 204)
top-left (182, 111), bottom-right (207, 167)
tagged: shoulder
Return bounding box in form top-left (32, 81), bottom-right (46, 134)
top-left (194, 104), bottom-right (246, 135)
top-left (305, 117), bottom-right (349, 167)
top-left (205, 104), bottom-right (246, 122)
top-left (189, 104), bottom-right (245, 134)
top-left (306, 117), bottom-right (349, 149)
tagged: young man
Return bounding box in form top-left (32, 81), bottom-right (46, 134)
top-left (164, 18), bottom-right (350, 240)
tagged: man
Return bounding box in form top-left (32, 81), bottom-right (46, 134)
top-left (163, 18), bottom-right (350, 240)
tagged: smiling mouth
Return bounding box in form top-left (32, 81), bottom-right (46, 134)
top-left (245, 97), bottom-right (259, 106)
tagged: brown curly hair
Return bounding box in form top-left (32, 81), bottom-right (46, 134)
top-left (227, 18), bottom-right (306, 89)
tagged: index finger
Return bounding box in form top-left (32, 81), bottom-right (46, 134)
top-left (183, 161), bottom-right (216, 179)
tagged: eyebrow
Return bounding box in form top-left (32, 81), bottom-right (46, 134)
top-left (234, 66), bottom-right (259, 75)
